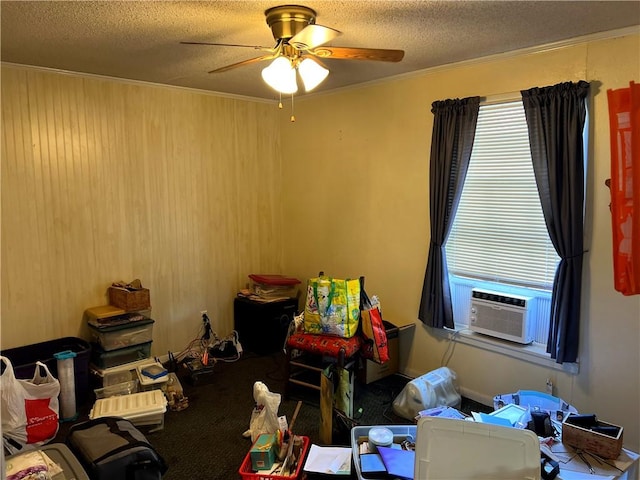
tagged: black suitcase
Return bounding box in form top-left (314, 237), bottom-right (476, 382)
top-left (67, 417), bottom-right (167, 480)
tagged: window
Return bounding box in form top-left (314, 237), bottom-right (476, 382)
top-left (445, 100), bottom-right (560, 347)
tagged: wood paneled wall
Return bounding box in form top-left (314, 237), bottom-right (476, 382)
top-left (1, 66), bottom-right (284, 355)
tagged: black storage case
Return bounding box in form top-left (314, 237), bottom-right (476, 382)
top-left (67, 417), bottom-right (167, 480)
top-left (233, 296), bottom-right (298, 355)
top-left (1, 336), bottom-right (91, 405)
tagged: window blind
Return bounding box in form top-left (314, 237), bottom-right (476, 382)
top-left (445, 100), bottom-right (560, 289)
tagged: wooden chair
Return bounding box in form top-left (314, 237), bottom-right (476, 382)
top-left (284, 332), bottom-right (362, 443)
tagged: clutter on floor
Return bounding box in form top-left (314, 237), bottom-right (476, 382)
top-left (243, 381), bottom-right (282, 443)
top-left (1, 356), bottom-right (61, 455)
top-left (239, 395), bottom-right (309, 479)
top-left (167, 310), bottom-right (244, 384)
top-left (391, 366), bottom-right (460, 421)
top-left (67, 417), bottom-right (167, 479)
top-left (84, 289), bottom-right (181, 433)
top-left (2, 274), bottom-right (639, 479)
top-left (5, 443), bottom-right (89, 480)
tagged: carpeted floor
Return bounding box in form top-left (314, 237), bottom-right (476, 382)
top-left (53, 351), bottom-right (491, 479)
top-left (150, 351), bottom-right (415, 479)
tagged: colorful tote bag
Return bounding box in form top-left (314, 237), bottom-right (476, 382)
top-left (304, 275), bottom-right (360, 338)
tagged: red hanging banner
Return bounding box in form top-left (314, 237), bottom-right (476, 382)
top-left (607, 81), bottom-right (640, 295)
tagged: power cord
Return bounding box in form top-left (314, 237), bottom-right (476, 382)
top-left (170, 312), bottom-right (244, 368)
top-left (440, 328), bottom-right (473, 367)
top-left (209, 330), bottom-right (243, 362)
top-left (172, 313), bottom-right (213, 363)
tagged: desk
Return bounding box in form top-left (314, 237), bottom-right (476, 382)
top-left (555, 447), bottom-right (639, 480)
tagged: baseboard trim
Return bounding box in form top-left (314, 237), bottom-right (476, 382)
top-left (458, 386), bottom-right (494, 408)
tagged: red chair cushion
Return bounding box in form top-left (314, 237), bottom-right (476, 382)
top-left (286, 332), bottom-right (362, 358)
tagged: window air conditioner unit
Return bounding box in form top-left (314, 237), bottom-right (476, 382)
top-left (469, 289), bottom-right (535, 344)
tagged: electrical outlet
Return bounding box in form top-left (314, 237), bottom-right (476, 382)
top-left (546, 378), bottom-right (554, 396)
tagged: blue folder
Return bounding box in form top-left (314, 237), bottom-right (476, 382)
top-left (377, 446), bottom-right (415, 480)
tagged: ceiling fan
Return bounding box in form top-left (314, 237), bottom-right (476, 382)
top-left (181, 4), bottom-right (405, 94)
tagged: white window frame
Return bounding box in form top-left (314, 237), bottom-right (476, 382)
top-left (441, 93), bottom-right (579, 374)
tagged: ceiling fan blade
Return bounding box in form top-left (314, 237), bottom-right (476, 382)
top-left (288, 24), bottom-right (341, 50)
top-left (181, 41), bottom-right (275, 53)
top-left (208, 55), bottom-right (275, 74)
top-left (310, 46), bottom-right (405, 62)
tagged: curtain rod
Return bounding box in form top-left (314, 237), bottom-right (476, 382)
top-left (480, 91), bottom-right (521, 105)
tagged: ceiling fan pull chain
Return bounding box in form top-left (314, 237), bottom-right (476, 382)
top-left (290, 94), bottom-right (296, 122)
top-left (278, 92), bottom-right (283, 109)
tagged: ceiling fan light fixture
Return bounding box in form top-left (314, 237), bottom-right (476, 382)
top-left (262, 56), bottom-right (298, 94)
top-left (298, 57), bottom-right (329, 92)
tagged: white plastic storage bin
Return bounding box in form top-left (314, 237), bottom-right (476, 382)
top-left (88, 317), bottom-right (154, 351)
top-left (93, 380), bottom-right (139, 399)
top-left (351, 418), bottom-right (541, 480)
top-left (90, 389), bottom-right (167, 431)
top-left (351, 424), bottom-right (416, 480)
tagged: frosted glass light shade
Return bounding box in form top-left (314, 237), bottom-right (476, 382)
top-left (298, 57), bottom-right (329, 92)
top-left (261, 57), bottom-right (298, 94)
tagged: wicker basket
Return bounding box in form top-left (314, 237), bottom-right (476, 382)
top-left (108, 286), bottom-right (151, 311)
top-left (562, 415), bottom-right (623, 459)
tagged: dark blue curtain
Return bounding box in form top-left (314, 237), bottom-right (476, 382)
top-left (521, 81), bottom-right (590, 364)
top-left (419, 97), bottom-right (480, 328)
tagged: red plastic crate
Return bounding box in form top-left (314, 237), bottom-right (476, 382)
top-left (239, 435), bottom-right (310, 480)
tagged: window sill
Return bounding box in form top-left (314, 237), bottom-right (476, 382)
top-left (431, 327), bottom-right (579, 375)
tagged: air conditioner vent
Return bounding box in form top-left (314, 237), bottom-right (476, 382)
top-left (471, 289), bottom-right (528, 308)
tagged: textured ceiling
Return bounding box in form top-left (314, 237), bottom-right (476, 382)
top-left (1, 1), bottom-right (639, 101)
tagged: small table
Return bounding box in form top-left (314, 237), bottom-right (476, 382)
top-left (555, 446), bottom-right (639, 479)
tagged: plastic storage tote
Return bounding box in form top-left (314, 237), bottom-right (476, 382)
top-left (90, 389), bottom-right (167, 431)
top-left (350, 418), bottom-right (540, 480)
top-left (88, 317), bottom-right (154, 351)
top-left (90, 341), bottom-right (152, 369)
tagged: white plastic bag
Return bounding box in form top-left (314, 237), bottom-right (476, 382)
top-left (242, 381), bottom-right (281, 443)
top-left (392, 367), bottom-right (460, 421)
top-left (1, 356), bottom-right (60, 454)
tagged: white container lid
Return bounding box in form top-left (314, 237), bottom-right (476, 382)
top-left (414, 416), bottom-right (540, 480)
top-left (136, 362), bottom-right (169, 386)
top-left (368, 427), bottom-right (394, 447)
top-left (90, 389), bottom-right (167, 420)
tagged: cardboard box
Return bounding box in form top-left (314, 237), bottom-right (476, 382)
top-left (249, 433), bottom-right (277, 471)
top-left (109, 286), bottom-right (151, 311)
top-left (359, 321), bottom-right (399, 384)
top-left (562, 414), bottom-right (623, 459)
